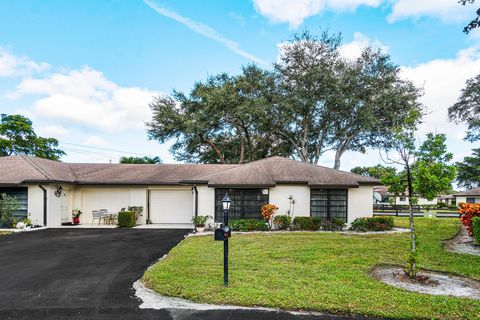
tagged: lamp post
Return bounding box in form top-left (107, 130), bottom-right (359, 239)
top-left (222, 193), bottom-right (231, 286)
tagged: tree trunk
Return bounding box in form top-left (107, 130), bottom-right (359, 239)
top-left (333, 150), bottom-right (341, 170)
top-left (405, 162), bottom-right (417, 278)
top-left (200, 134), bottom-right (226, 164)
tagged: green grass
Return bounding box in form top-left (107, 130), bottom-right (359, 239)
top-left (142, 218), bottom-right (480, 319)
top-left (0, 231), bottom-right (11, 236)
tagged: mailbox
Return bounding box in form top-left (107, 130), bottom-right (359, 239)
top-left (214, 225), bottom-right (231, 241)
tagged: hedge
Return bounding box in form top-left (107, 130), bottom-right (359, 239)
top-left (472, 217), bottom-right (480, 244)
top-left (229, 219), bottom-right (269, 231)
top-left (292, 217), bottom-right (321, 230)
top-left (273, 215), bottom-right (292, 230)
top-left (350, 216), bottom-right (394, 232)
top-left (118, 211), bottom-right (136, 228)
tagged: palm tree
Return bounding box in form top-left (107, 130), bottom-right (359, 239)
top-left (119, 156), bottom-right (162, 164)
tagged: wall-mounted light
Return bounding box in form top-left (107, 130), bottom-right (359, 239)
top-left (54, 186), bottom-right (63, 197)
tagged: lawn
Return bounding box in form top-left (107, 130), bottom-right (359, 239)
top-left (142, 218), bottom-right (480, 319)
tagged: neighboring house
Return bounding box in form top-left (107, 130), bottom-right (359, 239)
top-left (0, 156), bottom-right (378, 228)
top-left (455, 188), bottom-right (480, 204)
top-left (373, 186), bottom-right (437, 206)
top-left (437, 194), bottom-right (456, 206)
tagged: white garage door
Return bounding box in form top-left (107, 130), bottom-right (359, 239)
top-left (82, 190), bottom-right (131, 222)
top-left (149, 189), bottom-right (193, 224)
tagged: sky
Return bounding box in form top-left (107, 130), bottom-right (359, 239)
top-left (0, 0), bottom-right (479, 172)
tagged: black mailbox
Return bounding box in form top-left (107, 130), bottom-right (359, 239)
top-left (214, 225), bottom-right (231, 241)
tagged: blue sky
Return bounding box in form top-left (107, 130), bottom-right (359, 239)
top-left (0, 0), bottom-right (479, 172)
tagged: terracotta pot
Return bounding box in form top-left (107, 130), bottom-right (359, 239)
top-left (73, 217), bottom-right (80, 224)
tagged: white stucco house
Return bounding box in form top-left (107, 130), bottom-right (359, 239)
top-left (455, 188), bottom-right (480, 204)
top-left (0, 155), bottom-right (378, 228)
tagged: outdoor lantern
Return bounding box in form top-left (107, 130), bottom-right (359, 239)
top-left (215, 192), bottom-right (232, 286)
top-left (222, 193), bottom-right (231, 211)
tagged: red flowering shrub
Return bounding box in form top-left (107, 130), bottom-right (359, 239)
top-left (261, 204), bottom-right (278, 223)
top-left (458, 202), bottom-right (480, 236)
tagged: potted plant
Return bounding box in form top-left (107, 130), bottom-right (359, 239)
top-left (191, 215), bottom-right (211, 233)
top-left (72, 209), bottom-right (82, 225)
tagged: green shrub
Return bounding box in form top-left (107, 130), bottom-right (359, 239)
top-left (350, 217), bottom-right (394, 232)
top-left (292, 217), bottom-right (321, 231)
top-left (472, 217), bottom-right (480, 244)
top-left (118, 211), bottom-right (136, 228)
top-left (273, 215), bottom-right (292, 230)
top-left (229, 219), bottom-right (269, 231)
top-left (322, 218), bottom-right (346, 231)
top-left (436, 202), bottom-right (448, 209)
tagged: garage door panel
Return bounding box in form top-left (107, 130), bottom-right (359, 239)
top-left (82, 190), bottom-right (131, 222)
top-left (150, 189), bottom-right (192, 224)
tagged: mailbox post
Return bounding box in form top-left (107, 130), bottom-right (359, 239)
top-left (214, 193), bottom-right (231, 286)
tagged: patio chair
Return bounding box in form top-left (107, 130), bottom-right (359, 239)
top-left (98, 209), bottom-right (110, 224)
top-left (91, 210), bottom-right (105, 225)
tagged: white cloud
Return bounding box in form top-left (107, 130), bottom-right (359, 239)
top-left (144, 0), bottom-right (266, 65)
top-left (11, 66), bottom-right (159, 132)
top-left (339, 32), bottom-right (389, 59)
top-left (252, 0), bottom-right (382, 29)
top-left (36, 125), bottom-right (69, 136)
top-left (84, 135), bottom-right (108, 147)
top-left (0, 48), bottom-right (50, 77)
top-left (401, 47), bottom-right (480, 137)
top-left (388, 0), bottom-right (472, 23)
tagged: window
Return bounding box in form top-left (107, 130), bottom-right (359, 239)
top-left (310, 189), bottom-right (347, 222)
top-left (399, 197), bottom-right (406, 202)
top-left (0, 187), bottom-right (28, 219)
top-left (466, 197), bottom-right (476, 203)
top-left (215, 188), bottom-right (269, 222)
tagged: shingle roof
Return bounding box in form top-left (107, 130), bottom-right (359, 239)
top-left (0, 155), bottom-right (378, 187)
top-left (183, 157), bottom-right (378, 187)
top-left (455, 188), bottom-right (480, 196)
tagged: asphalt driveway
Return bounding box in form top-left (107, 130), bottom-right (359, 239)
top-left (0, 229), bottom-right (382, 320)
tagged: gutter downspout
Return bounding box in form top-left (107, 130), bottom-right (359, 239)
top-left (146, 189), bottom-right (151, 224)
top-left (193, 185), bottom-right (198, 218)
top-left (38, 185), bottom-right (47, 227)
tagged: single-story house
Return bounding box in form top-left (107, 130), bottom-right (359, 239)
top-left (455, 188), bottom-right (480, 204)
top-left (0, 155), bottom-right (378, 228)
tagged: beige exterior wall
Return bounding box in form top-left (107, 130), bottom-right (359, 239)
top-left (196, 185), bottom-right (215, 226)
top-left (347, 185), bottom-right (374, 224)
top-left (269, 185), bottom-right (310, 217)
top-left (27, 185), bottom-right (45, 226)
top-left (456, 196), bottom-right (480, 204)
top-left (26, 183), bottom-right (375, 228)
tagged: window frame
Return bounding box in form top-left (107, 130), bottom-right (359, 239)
top-left (214, 188), bottom-right (269, 222)
top-left (310, 188), bottom-right (348, 222)
top-left (466, 197), bottom-right (476, 204)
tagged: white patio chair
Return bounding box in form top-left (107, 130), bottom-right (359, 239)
top-left (98, 209), bottom-right (110, 224)
top-left (91, 210), bottom-right (104, 225)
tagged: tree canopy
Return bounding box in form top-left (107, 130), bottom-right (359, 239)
top-left (459, 0), bottom-right (480, 33)
top-left (0, 114), bottom-right (65, 160)
top-left (119, 156), bottom-right (162, 164)
top-left (148, 30), bottom-right (423, 167)
top-left (456, 148), bottom-right (480, 189)
top-left (448, 74), bottom-right (480, 142)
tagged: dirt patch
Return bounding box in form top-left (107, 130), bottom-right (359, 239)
top-left (444, 226), bottom-right (480, 256)
top-left (372, 265), bottom-right (480, 299)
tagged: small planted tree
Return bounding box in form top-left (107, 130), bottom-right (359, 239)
top-left (261, 204), bottom-right (278, 228)
top-left (0, 193), bottom-right (19, 228)
top-left (382, 132), bottom-right (456, 278)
